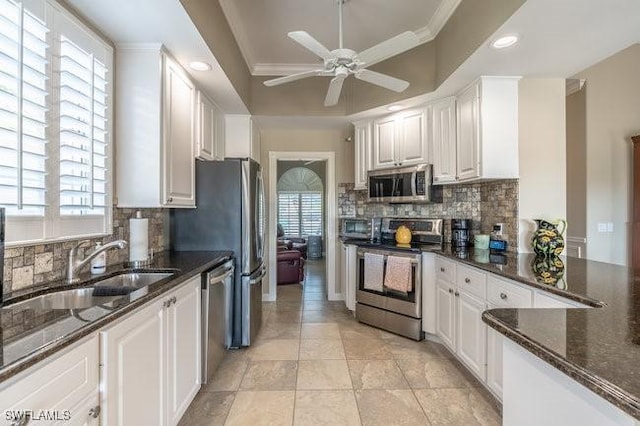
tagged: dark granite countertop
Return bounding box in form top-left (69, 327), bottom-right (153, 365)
top-left (0, 250), bottom-right (232, 383)
top-left (343, 238), bottom-right (640, 419)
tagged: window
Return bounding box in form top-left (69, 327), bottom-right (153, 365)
top-left (0, 0), bottom-right (113, 244)
top-left (277, 192), bottom-right (323, 237)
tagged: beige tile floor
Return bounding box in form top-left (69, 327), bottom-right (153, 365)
top-left (179, 260), bottom-right (502, 426)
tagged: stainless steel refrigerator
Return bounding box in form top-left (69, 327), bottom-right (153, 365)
top-left (171, 159), bottom-right (266, 347)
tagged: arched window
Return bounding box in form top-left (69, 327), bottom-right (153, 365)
top-left (277, 167), bottom-right (323, 237)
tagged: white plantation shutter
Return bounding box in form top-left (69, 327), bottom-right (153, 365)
top-left (277, 192), bottom-right (300, 236)
top-left (58, 35), bottom-right (108, 216)
top-left (300, 193), bottom-right (322, 235)
top-left (277, 192), bottom-right (323, 237)
top-left (0, 0), bottom-right (113, 244)
top-left (0, 0), bottom-right (48, 218)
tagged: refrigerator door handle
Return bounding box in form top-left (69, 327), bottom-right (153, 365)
top-left (256, 170), bottom-right (266, 260)
top-left (249, 265), bottom-right (267, 285)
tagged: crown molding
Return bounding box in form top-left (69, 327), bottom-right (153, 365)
top-left (253, 62), bottom-right (322, 76)
top-left (219, 0), bottom-right (257, 73)
top-left (566, 78), bottom-right (586, 96)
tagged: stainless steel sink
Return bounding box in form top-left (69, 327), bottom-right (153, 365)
top-left (7, 288), bottom-right (126, 311)
top-left (93, 272), bottom-right (174, 289)
top-left (5, 271), bottom-right (175, 311)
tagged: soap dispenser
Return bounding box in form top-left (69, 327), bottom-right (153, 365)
top-left (91, 242), bottom-right (106, 274)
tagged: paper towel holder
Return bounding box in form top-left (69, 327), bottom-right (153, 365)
top-left (125, 248), bottom-right (154, 268)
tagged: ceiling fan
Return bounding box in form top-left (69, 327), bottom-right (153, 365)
top-left (263, 0), bottom-right (420, 107)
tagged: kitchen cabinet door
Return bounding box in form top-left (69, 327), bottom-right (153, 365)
top-left (63, 393), bottom-right (100, 426)
top-left (456, 289), bottom-right (487, 380)
top-left (456, 82), bottom-right (480, 181)
top-left (398, 109), bottom-right (428, 167)
top-left (354, 121), bottom-right (371, 189)
top-left (163, 55), bottom-right (196, 207)
top-left (372, 116), bottom-right (397, 169)
top-left (166, 276), bottom-right (202, 425)
top-left (196, 91), bottom-right (216, 161)
top-left (436, 280), bottom-right (456, 351)
top-left (486, 324), bottom-right (504, 399)
top-left (431, 98), bottom-right (457, 183)
top-left (101, 300), bottom-right (165, 426)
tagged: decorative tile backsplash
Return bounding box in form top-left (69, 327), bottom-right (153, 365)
top-left (338, 180), bottom-right (518, 250)
top-left (2, 208), bottom-right (169, 295)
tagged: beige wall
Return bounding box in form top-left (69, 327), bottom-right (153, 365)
top-left (565, 87), bottom-right (587, 244)
top-left (573, 44), bottom-right (640, 266)
top-left (260, 127), bottom-right (354, 295)
top-left (180, 0), bottom-right (252, 107)
top-left (434, 0), bottom-right (526, 87)
top-left (518, 79), bottom-right (567, 253)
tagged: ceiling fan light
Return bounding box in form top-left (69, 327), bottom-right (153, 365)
top-left (491, 35), bottom-right (519, 49)
top-left (189, 61), bottom-right (212, 71)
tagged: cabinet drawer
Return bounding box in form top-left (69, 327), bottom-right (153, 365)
top-left (436, 257), bottom-right (456, 283)
top-left (487, 276), bottom-right (533, 308)
top-left (456, 264), bottom-right (487, 299)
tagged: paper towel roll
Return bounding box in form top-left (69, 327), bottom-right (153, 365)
top-left (129, 216), bottom-right (149, 262)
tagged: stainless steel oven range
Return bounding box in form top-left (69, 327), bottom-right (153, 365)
top-left (355, 218), bottom-right (443, 341)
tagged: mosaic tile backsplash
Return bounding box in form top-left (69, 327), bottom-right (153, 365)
top-left (2, 208), bottom-right (169, 294)
top-left (338, 180), bottom-right (519, 250)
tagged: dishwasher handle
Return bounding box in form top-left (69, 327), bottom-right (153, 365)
top-left (208, 262), bottom-right (234, 285)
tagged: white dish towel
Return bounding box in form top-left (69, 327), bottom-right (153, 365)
top-left (364, 253), bottom-right (384, 292)
top-left (384, 255), bottom-right (412, 293)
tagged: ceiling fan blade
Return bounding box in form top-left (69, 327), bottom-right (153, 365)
top-left (356, 31), bottom-right (420, 67)
top-left (354, 69), bottom-right (409, 93)
top-left (288, 31), bottom-right (332, 59)
top-left (324, 75), bottom-right (346, 107)
top-left (263, 69), bottom-right (325, 87)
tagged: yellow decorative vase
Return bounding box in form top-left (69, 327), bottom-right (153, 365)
top-left (395, 225), bottom-right (412, 244)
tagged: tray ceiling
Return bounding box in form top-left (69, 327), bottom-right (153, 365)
top-left (219, 0), bottom-right (461, 75)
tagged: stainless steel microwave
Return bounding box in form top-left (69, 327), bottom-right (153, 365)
top-left (368, 164), bottom-right (441, 204)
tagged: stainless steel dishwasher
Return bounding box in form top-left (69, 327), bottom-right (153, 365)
top-left (202, 259), bottom-right (234, 383)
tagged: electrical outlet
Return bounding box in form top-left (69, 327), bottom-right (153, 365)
top-left (493, 223), bottom-right (503, 236)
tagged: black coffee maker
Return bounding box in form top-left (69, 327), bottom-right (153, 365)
top-left (451, 219), bottom-right (471, 247)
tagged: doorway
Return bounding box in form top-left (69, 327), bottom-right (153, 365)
top-left (267, 152), bottom-right (337, 302)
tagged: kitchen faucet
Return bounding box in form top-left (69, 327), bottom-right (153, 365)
top-left (66, 239), bottom-right (128, 283)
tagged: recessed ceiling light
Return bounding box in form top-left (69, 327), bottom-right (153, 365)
top-left (387, 105), bottom-right (403, 112)
top-left (491, 35), bottom-right (519, 49)
top-left (189, 61), bottom-right (212, 71)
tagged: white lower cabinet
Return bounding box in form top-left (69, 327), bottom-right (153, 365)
top-left (0, 336), bottom-right (100, 426)
top-left (101, 275), bottom-right (201, 426)
top-left (436, 279), bottom-right (456, 350)
top-left (456, 289), bottom-right (487, 379)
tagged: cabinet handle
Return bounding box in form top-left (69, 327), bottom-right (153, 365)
top-left (89, 405), bottom-right (101, 419)
top-left (164, 299), bottom-right (172, 308)
top-left (167, 197), bottom-right (173, 203)
top-left (11, 413), bottom-right (30, 426)
top-left (455, 291), bottom-right (460, 297)
top-left (448, 288), bottom-right (453, 294)
top-left (464, 278), bottom-right (471, 283)
top-left (171, 296), bottom-right (177, 304)
top-left (500, 293), bottom-right (508, 300)
top-left (440, 267), bottom-right (445, 272)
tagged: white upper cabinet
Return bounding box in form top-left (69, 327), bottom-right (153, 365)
top-left (353, 120), bottom-right (371, 189)
top-left (430, 97), bottom-right (457, 183)
top-left (398, 109), bottom-right (428, 166)
top-left (116, 45), bottom-right (195, 208)
top-left (196, 91), bottom-right (225, 161)
top-left (225, 115), bottom-right (261, 163)
top-left (455, 77), bottom-right (519, 183)
top-left (372, 109), bottom-right (428, 170)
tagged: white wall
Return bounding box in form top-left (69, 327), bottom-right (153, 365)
top-left (518, 79), bottom-right (567, 253)
top-left (573, 44), bottom-right (640, 266)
